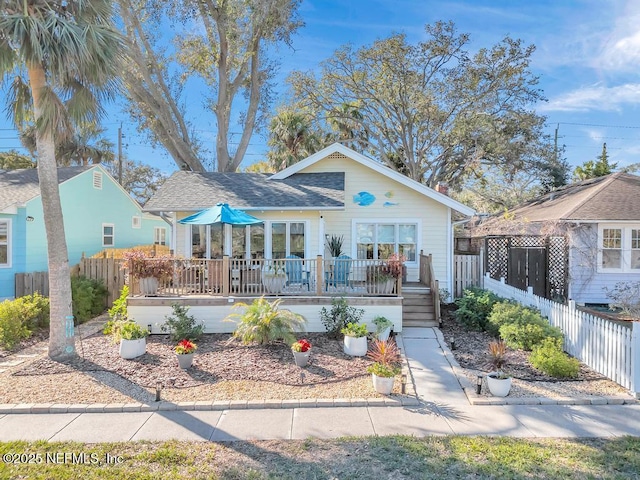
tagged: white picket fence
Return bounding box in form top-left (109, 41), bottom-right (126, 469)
top-left (483, 274), bottom-right (640, 397)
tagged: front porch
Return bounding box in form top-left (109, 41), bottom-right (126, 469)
top-left (126, 253), bottom-right (439, 332)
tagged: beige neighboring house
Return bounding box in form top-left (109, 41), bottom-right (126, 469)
top-left (137, 143), bottom-right (474, 332)
top-left (471, 172), bottom-right (640, 305)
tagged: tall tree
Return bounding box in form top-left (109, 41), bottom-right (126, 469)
top-left (573, 143), bottom-right (617, 181)
top-left (0, 0), bottom-right (123, 359)
top-left (0, 150), bottom-right (35, 169)
top-left (118, 0), bottom-right (303, 173)
top-left (288, 21), bottom-right (554, 188)
top-left (266, 108), bottom-right (322, 171)
top-left (103, 157), bottom-right (167, 205)
top-left (20, 123), bottom-right (115, 166)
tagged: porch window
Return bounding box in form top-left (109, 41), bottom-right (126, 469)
top-left (271, 222), bottom-right (305, 259)
top-left (0, 219), bottom-right (9, 267)
top-left (208, 224), bottom-right (224, 258)
top-left (355, 222), bottom-right (417, 262)
top-left (154, 227), bottom-right (167, 246)
top-left (598, 225), bottom-right (640, 272)
top-left (231, 225), bottom-right (246, 259)
top-left (190, 224), bottom-right (263, 259)
top-left (102, 224), bottom-right (114, 247)
top-left (250, 225), bottom-right (265, 258)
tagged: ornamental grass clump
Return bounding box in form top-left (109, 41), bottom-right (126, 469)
top-left (174, 339), bottom-right (197, 355)
top-left (227, 297), bottom-right (307, 345)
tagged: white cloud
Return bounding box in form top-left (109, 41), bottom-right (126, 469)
top-left (596, 3), bottom-right (640, 72)
top-left (540, 83), bottom-right (640, 112)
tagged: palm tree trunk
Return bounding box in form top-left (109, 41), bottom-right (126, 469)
top-left (28, 64), bottom-right (76, 359)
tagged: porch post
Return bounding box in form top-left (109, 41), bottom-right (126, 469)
top-left (222, 255), bottom-right (230, 296)
top-left (316, 255), bottom-right (323, 296)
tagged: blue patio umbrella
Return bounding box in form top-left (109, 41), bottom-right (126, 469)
top-left (178, 203), bottom-right (263, 225)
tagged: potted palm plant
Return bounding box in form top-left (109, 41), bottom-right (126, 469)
top-left (486, 339), bottom-right (512, 397)
top-left (174, 339), bottom-right (197, 369)
top-left (341, 321), bottom-right (368, 356)
top-left (372, 316), bottom-right (393, 341)
top-left (367, 339), bottom-right (401, 394)
top-left (291, 338), bottom-right (312, 367)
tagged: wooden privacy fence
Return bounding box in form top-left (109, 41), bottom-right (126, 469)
top-left (453, 253), bottom-right (482, 298)
top-left (15, 255), bottom-right (126, 307)
top-left (15, 271), bottom-right (49, 298)
top-left (484, 274), bottom-right (640, 397)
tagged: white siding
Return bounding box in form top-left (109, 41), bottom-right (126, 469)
top-left (569, 224), bottom-right (640, 304)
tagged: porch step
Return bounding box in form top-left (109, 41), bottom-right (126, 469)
top-left (402, 292), bottom-right (438, 328)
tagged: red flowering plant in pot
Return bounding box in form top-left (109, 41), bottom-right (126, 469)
top-left (174, 339), bottom-right (197, 369)
top-left (291, 338), bottom-right (312, 367)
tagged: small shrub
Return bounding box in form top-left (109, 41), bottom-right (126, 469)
top-left (499, 319), bottom-right (563, 351)
top-left (23, 293), bottom-right (50, 329)
top-left (162, 304), bottom-right (205, 342)
top-left (0, 294), bottom-right (50, 350)
top-left (71, 276), bottom-right (107, 323)
top-left (119, 322), bottom-right (149, 340)
top-left (104, 286), bottom-right (130, 342)
top-left (530, 338), bottom-right (580, 378)
top-left (454, 288), bottom-right (502, 331)
top-left (341, 322), bottom-right (368, 338)
top-left (320, 296), bottom-right (364, 339)
top-left (372, 316), bottom-right (393, 334)
top-left (226, 297), bottom-right (306, 345)
top-left (487, 301), bottom-right (540, 337)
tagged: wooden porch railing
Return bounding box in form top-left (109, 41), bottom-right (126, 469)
top-left (419, 250), bottom-right (441, 324)
top-left (127, 256), bottom-right (403, 297)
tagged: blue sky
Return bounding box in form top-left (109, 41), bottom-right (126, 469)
top-left (2, 0), bottom-right (639, 175)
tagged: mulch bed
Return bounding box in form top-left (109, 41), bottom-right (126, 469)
top-left (439, 305), bottom-right (609, 382)
top-left (13, 332), bottom-right (373, 390)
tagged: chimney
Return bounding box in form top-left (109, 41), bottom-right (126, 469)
top-left (435, 182), bottom-right (449, 196)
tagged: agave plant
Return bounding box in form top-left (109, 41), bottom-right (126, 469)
top-left (226, 297), bottom-right (307, 345)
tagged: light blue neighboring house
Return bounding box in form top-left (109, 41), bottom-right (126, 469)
top-left (0, 164), bottom-right (170, 300)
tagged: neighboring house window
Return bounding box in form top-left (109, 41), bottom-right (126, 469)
top-left (0, 219), bottom-right (10, 267)
top-left (132, 216), bottom-right (141, 229)
top-left (93, 171), bottom-right (103, 189)
top-left (102, 224), bottom-right (114, 246)
top-left (271, 222), bottom-right (305, 258)
top-left (598, 225), bottom-right (640, 272)
top-left (154, 227), bottom-right (167, 246)
top-left (355, 222), bottom-right (417, 262)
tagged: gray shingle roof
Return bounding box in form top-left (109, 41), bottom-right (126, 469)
top-left (0, 166), bottom-right (92, 210)
top-left (144, 171), bottom-right (345, 212)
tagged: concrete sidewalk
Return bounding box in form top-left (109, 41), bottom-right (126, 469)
top-left (1, 327), bottom-right (639, 442)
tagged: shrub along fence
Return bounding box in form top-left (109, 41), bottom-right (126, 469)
top-left (483, 274), bottom-right (640, 398)
top-left (15, 254), bottom-right (126, 308)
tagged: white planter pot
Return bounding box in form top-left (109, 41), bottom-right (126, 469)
top-left (377, 327), bottom-right (391, 341)
top-left (119, 338), bottom-right (146, 359)
top-left (139, 277), bottom-right (159, 296)
top-left (176, 353), bottom-right (194, 369)
top-left (343, 335), bottom-right (367, 356)
top-left (262, 274), bottom-right (287, 294)
top-left (366, 279), bottom-right (395, 295)
top-left (372, 373), bottom-right (395, 394)
top-left (486, 372), bottom-right (512, 397)
top-left (292, 350), bottom-right (310, 367)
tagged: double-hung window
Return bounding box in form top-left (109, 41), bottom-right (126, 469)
top-left (102, 224), bottom-right (114, 247)
top-left (0, 219), bottom-right (10, 267)
top-left (598, 225), bottom-right (640, 272)
top-left (271, 222), bottom-right (305, 259)
top-left (354, 221), bottom-right (418, 262)
top-left (154, 227), bottom-right (167, 246)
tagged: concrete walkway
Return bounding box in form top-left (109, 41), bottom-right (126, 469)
top-left (1, 327), bottom-right (639, 442)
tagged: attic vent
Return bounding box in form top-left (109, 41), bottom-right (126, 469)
top-left (132, 216), bottom-right (141, 229)
top-left (93, 171), bottom-right (103, 189)
top-left (327, 153), bottom-right (346, 160)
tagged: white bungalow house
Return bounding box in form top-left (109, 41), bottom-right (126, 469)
top-left (131, 143), bottom-right (474, 332)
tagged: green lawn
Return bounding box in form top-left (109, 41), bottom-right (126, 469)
top-left (1, 436), bottom-right (638, 479)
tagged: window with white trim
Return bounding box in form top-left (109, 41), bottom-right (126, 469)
top-left (132, 216), bottom-right (141, 229)
top-left (598, 225), bottom-right (640, 272)
top-left (154, 227), bottom-right (167, 246)
top-left (0, 219), bottom-right (10, 267)
top-left (271, 222), bottom-right (305, 258)
top-left (355, 222), bottom-right (417, 262)
top-left (102, 224), bottom-right (114, 247)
